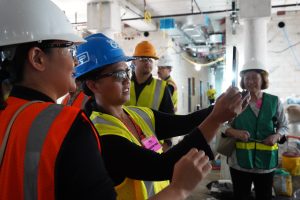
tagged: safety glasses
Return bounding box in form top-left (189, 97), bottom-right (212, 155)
top-left (136, 57), bottom-right (154, 63)
top-left (41, 42), bottom-right (77, 59)
top-left (95, 68), bottom-right (131, 82)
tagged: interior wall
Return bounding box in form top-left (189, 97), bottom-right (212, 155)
top-left (267, 11), bottom-right (300, 101)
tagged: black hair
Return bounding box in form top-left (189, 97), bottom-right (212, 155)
top-left (8, 41), bottom-right (53, 84)
top-left (0, 59), bottom-right (11, 109)
top-left (76, 64), bottom-right (110, 96)
top-left (0, 41), bottom-right (54, 109)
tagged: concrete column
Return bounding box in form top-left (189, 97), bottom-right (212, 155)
top-left (239, 0), bottom-right (271, 67)
top-left (243, 18), bottom-right (268, 67)
top-left (87, 0), bottom-right (121, 38)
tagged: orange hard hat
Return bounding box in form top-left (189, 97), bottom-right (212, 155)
top-left (133, 41), bottom-right (159, 59)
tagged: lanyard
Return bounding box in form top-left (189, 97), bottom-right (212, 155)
top-left (125, 115), bottom-right (146, 140)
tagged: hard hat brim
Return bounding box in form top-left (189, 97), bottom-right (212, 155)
top-left (133, 56), bottom-right (159, 60)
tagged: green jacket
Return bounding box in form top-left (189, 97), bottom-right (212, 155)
top-left (232, 93), bottom-right (279, 169)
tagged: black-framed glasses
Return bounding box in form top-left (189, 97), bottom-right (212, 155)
top-left (95, 68), bottom-right (131, 82)
top-left (41, 42), bottom-right (77, 58)
top-left (136, 57), bottom-right (154, 63)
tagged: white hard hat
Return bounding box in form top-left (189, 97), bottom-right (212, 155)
top-left (0, 0), bottom-right (85, 47)
top-left (240, 58), bottom-right (268, 75)
top-left (157, 54), bottom-right (173, 68)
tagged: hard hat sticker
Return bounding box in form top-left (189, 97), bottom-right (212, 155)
top-left (77, 52), bottom-right (90, 66)
top-left (107, 39), bottom-right (119, 49)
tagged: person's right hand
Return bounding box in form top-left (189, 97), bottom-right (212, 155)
top-left (170, 148), bottom-right (212, 199)
top-left (210, 87), bottom-right (244, 124)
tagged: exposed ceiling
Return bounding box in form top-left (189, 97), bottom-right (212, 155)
top-left (51, 0), bottom-right (300, 62)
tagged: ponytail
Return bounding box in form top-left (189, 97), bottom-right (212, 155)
top-left (0, 59), bottom-right (11, 109)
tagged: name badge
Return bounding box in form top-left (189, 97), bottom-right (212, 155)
top-left (141, 136), bottom-right (162, 152)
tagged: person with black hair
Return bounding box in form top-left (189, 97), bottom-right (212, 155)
top-left (74, 33), bottom-right (247, 200)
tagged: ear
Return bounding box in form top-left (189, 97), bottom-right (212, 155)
top-left (132, 60), bottom-right (139, 66)
top-left (85, 80), bottom-right (99, 94)
top-left (27, 47), bottom-right (47, 72)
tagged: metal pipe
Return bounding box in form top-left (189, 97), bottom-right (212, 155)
top-left (121, 3), bottom-right (300, 21)
top-left (194, 0), bottom-right (201, 12)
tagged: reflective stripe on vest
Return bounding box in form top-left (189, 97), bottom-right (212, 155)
top-left (233, 93), bottom-right (279, 169)
top-left (72, 92), bottom-right (89, 109)
top-left (127, 107), bottom-right (155, 134)
top-left (236, 142), bottom-right (278, 151)
top-left (92, 116), bottom-right (115, 126)
top-left (127, 79), bottom-right (166, 111)
top-left (62, 91), bottom-right (89, 109)
top-left (152, 80), bottom-right (162, 110)
top-left (0, 97), bottom-right (83, 200)
top-left (24, 104), bottom-right (63, 200)
top-left (166, 77), bottom-right (178, 110)
top-left (91, 112), bottom-right (156, 198)
top-left (90, 107), bottom-right (168, 199)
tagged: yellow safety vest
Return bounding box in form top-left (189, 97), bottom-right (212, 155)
top-left (90, 106), bottom-right (169, 200)
top-left (126, 79), bottom-right (167, 110)
top-left (207, 89), bottom-right (216, 100)
top-left (166, 76), bottom-right (178, 111)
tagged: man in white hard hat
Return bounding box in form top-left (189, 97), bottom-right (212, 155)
top-left (157, 54), bottom-right (178, 112)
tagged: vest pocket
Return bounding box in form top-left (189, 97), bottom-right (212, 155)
top-left (236, 149), bottom-right (255, 169)
top-left (255, 150), bottom-right (278, 169)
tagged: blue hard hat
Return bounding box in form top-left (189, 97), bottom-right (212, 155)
top-left (75, 33), bottom-right (134, 79)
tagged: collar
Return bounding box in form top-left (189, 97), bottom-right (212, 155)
top-left (165, 75), bottom-right (171, 81)
top-left (131, 73), bottom-right (153, 85)
top-left (9, 85), bottom-right (55, 103)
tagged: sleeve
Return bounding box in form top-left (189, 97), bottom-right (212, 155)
top-left (219, 122), bottom-right (232, 135)
top-left (100, 129), bottom-right (213, 185)
top-left (153, 106), bottom-right (214, 139)
top-left (276, 98), bottom-right (289, 136)
top-left (167, 84), bottom-right (175, 95)
top-left (55, 113), bottom-right (116, 200)
top-left (158, 86), bottom-right (175, 114)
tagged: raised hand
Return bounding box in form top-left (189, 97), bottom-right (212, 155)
top-left (210, 87), bottom-right (244, 124)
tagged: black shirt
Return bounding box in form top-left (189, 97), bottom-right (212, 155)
top-left (85, 100), bottom-right (214, 185)
top-left (131, 73), bottom-right (174, 114)
top-left (8, 86), bottom-right (116, 200)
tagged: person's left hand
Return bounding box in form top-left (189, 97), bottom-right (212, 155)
top-left (263, 133), bottom-right (281, 146)
top-left (171, 148), bottom-right (212, 198)
top-left (210, 87), bottom-right (244, 123)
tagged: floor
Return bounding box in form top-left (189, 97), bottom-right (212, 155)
top-left (187, 169), bottom-right (221, 200)
top-left (186, 167), bottom-right (300, 200)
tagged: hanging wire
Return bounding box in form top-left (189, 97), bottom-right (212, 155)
top-left (281, 28), bottom-right (300, 68)
top-left (269, 41), bottom-right (300, 53)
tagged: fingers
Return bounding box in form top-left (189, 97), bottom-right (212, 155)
top-left (201, 162), bottom-right (212, 177)
top-left (184, 148), bottom-right (210, 169)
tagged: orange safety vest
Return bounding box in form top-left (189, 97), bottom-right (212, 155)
top-left (61, 91), bottom-right (89, 109)
top-left (0, 96), bottom-right (100, 200)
